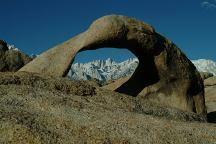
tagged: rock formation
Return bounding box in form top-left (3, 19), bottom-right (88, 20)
top-left (0, 40), bottom-right (32, 72)
top-left (204, 76), bottom-right (216, 123)
top-left (204, 76), bottom-right (216, 87)
top-left (0, 40), bottom-right (9, 51)
top-left (19, 15), bottom-right (206, 114)
top-left (200, 72), bottom-right (214, 80)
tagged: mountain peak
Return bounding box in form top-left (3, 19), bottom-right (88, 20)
top-left (192, 59), bottom-right (216, 75)
top-left (7, 44), bottom-right (19, 51)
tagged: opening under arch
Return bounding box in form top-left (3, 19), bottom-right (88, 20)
top-left (67, 48), bottom-right (139, 82)
top-left (67, 46), bottom-right (160, 97)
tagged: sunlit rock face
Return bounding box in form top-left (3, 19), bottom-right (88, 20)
top-left (19, 15), bottom-right (206, 114)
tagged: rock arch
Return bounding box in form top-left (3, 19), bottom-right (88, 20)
top-left (19, 15), bottom-right (206, 114)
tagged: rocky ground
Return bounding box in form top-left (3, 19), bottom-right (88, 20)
top-left (0, 72), bottom-right (216, 144)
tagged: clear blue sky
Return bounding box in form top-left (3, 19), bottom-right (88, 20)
top-left (0, 0), bottom-right (215, 62)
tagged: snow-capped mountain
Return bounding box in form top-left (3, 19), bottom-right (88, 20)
top-left (7, 44), bottom-right (37, 58)
top-left (68, 58), bottom-right (138, 81)
top-left (7, 44), bottom-right (19, 51)
top-left (191, 59), bottom-right (216, 75)
top-left (68, 58), bottom-right (216, 81)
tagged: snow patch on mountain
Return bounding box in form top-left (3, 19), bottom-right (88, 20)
top-left (68, 58), bottom-right (216, 81)
top-left (191, 59), bottom-right (216, 75)
top-left (7, 44), bottom-right (38, 58)
top-left (7, 44), bottom-right (19, 51)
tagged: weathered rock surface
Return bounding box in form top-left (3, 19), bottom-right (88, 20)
top-left (199, 72), bottom-right (213, 80)
top-left (0, 72), bottom-right (215, 144)
top-left (205, 85), bottom-right (216, 112)
top-left (204, 76), bottom-right (216, 86)
top-left (204, 76), bottom-right (216, 122)
top-left (0, 40), bottom-right (9, 51)
top-left (0, 40), bottom-right (32, 72)
top-left (19, 15), bottom-right (205, 114)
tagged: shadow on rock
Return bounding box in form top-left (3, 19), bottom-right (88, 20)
top-left (207, 111), bottom-right (216, 123)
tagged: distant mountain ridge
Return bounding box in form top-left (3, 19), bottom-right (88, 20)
top-left (68, 58), bottom-right (138, 81)
top-left (68, 58), bottom-right (216, 81)
top-left (191, 59), bottom-right (216, 75)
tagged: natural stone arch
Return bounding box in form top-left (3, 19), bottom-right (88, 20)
top-left (19, 15), bottom-right (206, 114)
